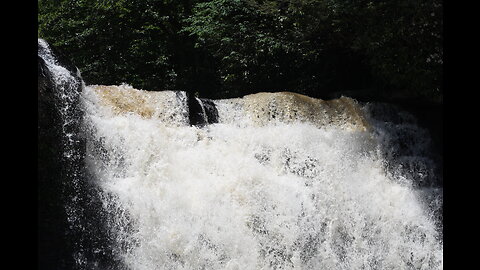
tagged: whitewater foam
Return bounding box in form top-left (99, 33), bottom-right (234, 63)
top-left (81, 85), bottom-right (443, 269)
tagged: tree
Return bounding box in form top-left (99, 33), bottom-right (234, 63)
top-left (39, 0), bottom-right (443, 102)
top-left (183, 0), bottom-right (443, 101)
top-left (39, 0), bottom-right (218, 94)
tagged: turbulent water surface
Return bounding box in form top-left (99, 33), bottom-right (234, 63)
top-left (77, 84), bottom-right (443, 269)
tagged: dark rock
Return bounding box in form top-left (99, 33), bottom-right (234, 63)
top-left (187, 92), bottom-right (206, 126)
top-left (199, 98), bottom-right (219, 124)
top-left (187, 92), bottom-right (219, 126)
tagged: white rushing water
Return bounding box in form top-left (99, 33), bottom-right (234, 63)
top-left (38, 38), bottom-right (85, 158)
top-left (80, 84), bottom-right (442, 270)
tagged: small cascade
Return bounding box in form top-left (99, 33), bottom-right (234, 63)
top-left (187, 92), bottom-right (219, 126)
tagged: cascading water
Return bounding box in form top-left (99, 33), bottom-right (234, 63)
top-left (38, 38), bottom-right (87, 268)
top-left (38, 38), bottom-right (84, 158)
top-left (39, 39), bottom-right (442, 269)
top-left (39, 39), bottom-right (123, 270)
top-left (77, 84), bottom-right (443, 269)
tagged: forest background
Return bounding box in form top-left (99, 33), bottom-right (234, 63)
top-left (38, 0), bottom-right (443, 103)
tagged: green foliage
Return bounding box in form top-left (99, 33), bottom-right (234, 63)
top-left (39, 0), bottom-right (443, 102)
top-left (342, 0), bottom-right (443, 100)
top-left (39, 0), bottom-right (207, 92)
top-left (183, 0), bottom-right (442, 100)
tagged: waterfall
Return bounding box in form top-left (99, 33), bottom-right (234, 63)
top-left (38, 39), bottom-right (442, 269)
top-left (79, 85), bottom-right (443, 269)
